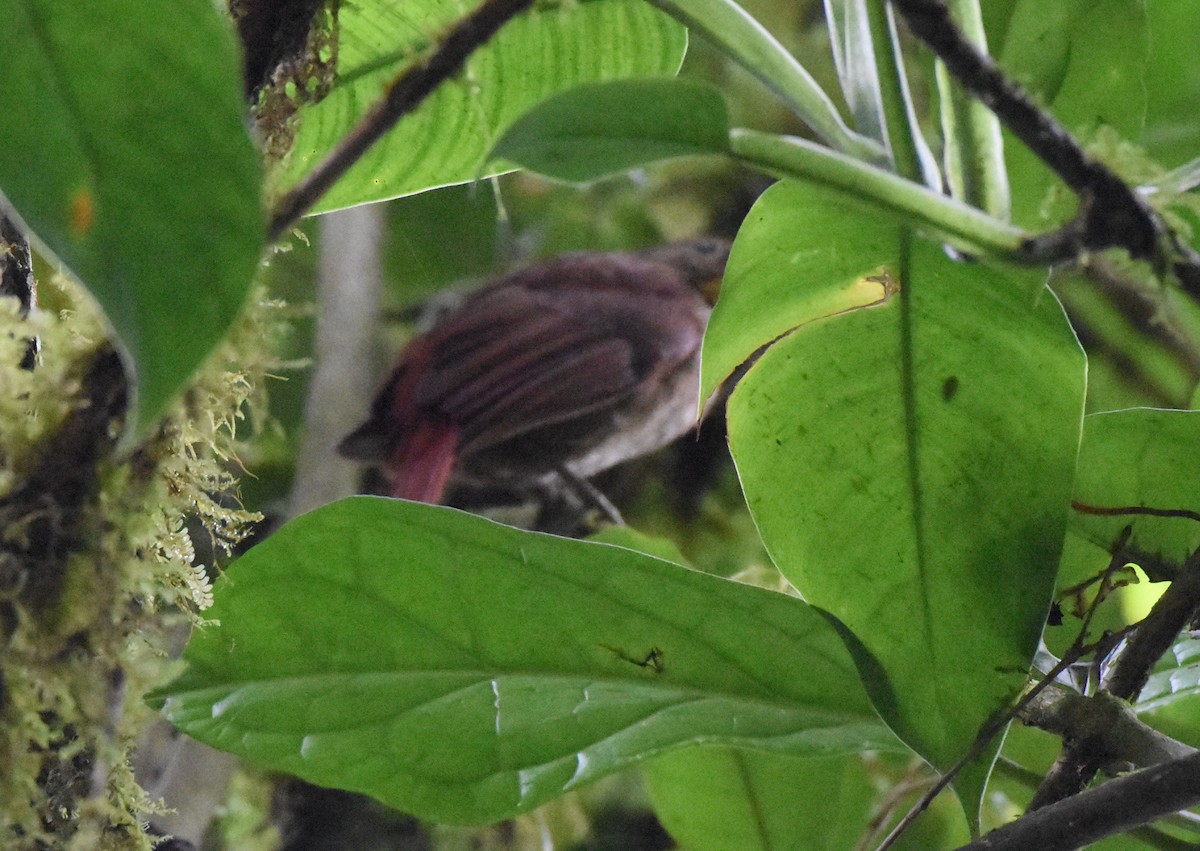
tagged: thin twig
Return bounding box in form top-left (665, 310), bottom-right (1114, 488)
top-left (1071, 501), bottom-right (1200, 526)
top-left (855, 760), bottom-right (936, 851)
top-left (266, 0), bottom-right (536, 242)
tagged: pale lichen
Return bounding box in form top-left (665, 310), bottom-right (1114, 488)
top-left (0, 296), bottom-right (99, 499)
top-left (0, 276), bottom-right (290, 849)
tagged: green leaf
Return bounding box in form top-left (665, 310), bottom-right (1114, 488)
top-left (281, 0), bottom-right (686, 212)
top-left (999, 0), bottom-right (1142, 230)
top-left (1062, 409), bottom-right (1200, 588)
top-left (645, 747), bottom-right (880, 851)
top-left (155, 497), bottom-right (899, 825)
top-left (645, 747), bottom-right (972, 850)
top-left (700, 181), bottom-right (900, 403)
top-left (1028, 0), bottom-right (1200, 166)
top-left (1140, 3), bottom-right (1200, 169)
top-left (999, 1), bottom-right (1200, 228)
top-left (490, 79), bottom-right (729, 182)
top-left (0, 0), bottom-right (263, 431)
top-left (723, 197), bottom-right (1085, 820)
top-left (997, 0), bottom-right (1092, 101)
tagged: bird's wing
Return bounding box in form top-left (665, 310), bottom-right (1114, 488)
top-left (414, 287), bottom-right (642, 455)
top-left (343, 251), bottom-right (708, 475)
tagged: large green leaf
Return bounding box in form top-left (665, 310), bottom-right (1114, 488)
top-left (1055, 409), bottom-right (1200, 606)
top-left (720, 185), bottom-right (1086, 821)
top-left (0, 0), bottom-right (263, 430)
top-left (645, 746), bottom-right (972, 850)
top-left (645, 747), bottom-right (879, 850)
top-left (490, 78), bottom-right (729, 182)
top-left (1024, 0), bottom-right (1200, 167)
top-left (997, 0), bottom-right (1092, 103)
top-left (281, 0), bottom-right (686, 212)
top-left (1070, 409), bottom-right (1200, 573)
top-left (154, 497), bottom-right (899, 825)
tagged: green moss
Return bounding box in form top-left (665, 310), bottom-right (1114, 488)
top-left (0, 289), bottom-right (104, 498)
top-left (0, 281), bottom-right (291, 849)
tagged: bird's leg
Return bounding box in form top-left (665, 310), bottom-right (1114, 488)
top-left (551, 466), bottom-right (625, 528)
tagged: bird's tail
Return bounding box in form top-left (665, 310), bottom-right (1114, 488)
top-left (385, 419), bottom-right (460, 503)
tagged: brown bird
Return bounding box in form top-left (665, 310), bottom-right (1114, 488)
top-left (338, 239), bottom-right (729, 508)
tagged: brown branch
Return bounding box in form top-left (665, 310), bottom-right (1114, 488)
top-left (959, 751), bottom-right (1200, 851)
top-left (1028, 545), bottom-right (1200, 810)
top-left (0, 210), bottom-right (35, 314)
top-left (1011, 688), bottom-right (1200, 848)
top-left (266, 0), bottom-right (536, 242)
top-left (0, 345), bottom-right (128, 617)
top-left (993, 758), bottom-right (1200, 851)
top-left (0, 210), bottom-right (39, 370)
top-left (887, 0), bottom-right (1200, 297)
top-left (1018, 687), bottom-right (1197, 772)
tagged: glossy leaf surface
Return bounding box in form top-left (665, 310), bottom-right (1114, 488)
top-left (156, 497), bottom-right (899, 824)
top-left (646, 746), bottom-right (878, 850)
top-left (700, 181), bottom-right (898, 403)
top-left (491, 79), bottom-right (729, 182)
top-left (281, 0), bottom-right (686, 212)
